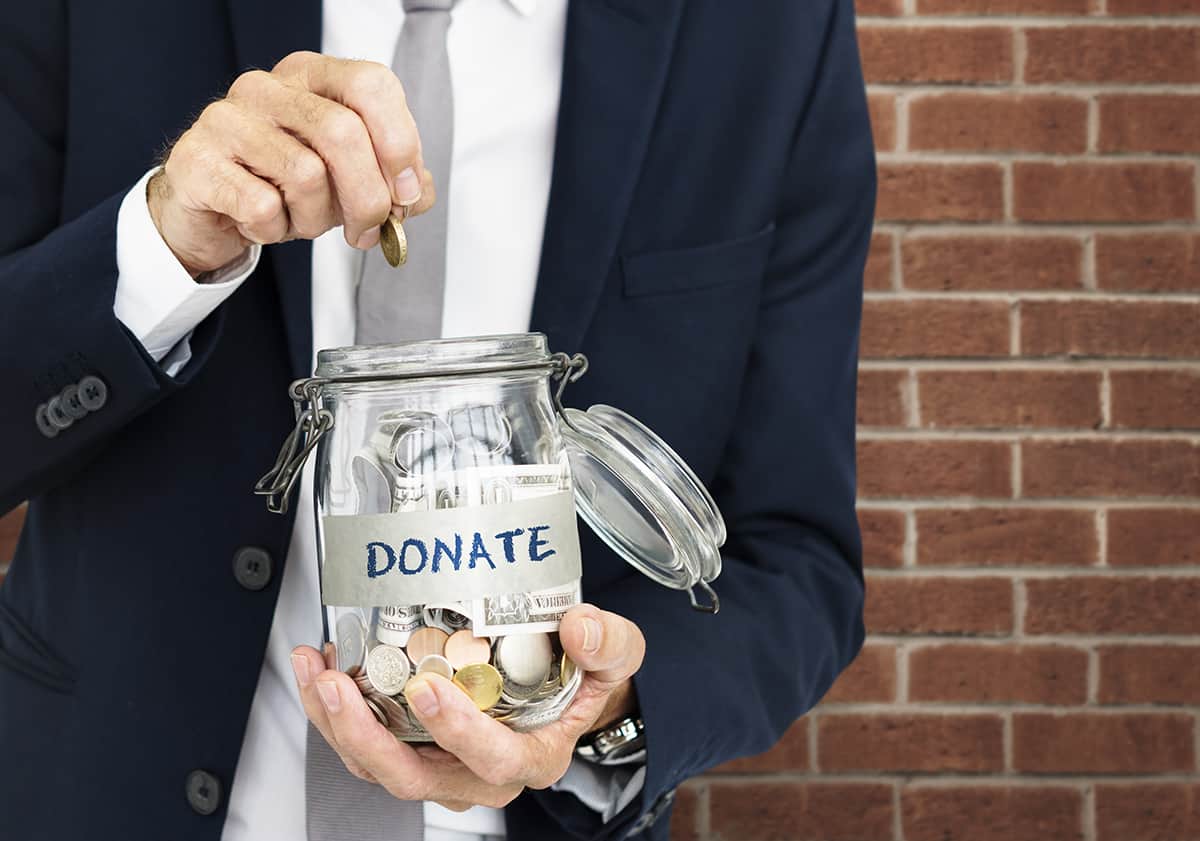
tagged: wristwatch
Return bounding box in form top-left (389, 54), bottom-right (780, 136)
top-left (575, 715), bottom-right (646, 765)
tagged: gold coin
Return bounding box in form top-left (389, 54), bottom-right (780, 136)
top-left (560, 653), bottom-right (577, 689)
top-left (406, 627), bottom-right (449, 663)
top-left (453, 663), bottom-right (503, 711)
top-left (380, 214), bottom-right (408, 267)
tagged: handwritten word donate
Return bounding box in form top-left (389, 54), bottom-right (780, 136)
top-left (366, 524), bottom-right (557, 578)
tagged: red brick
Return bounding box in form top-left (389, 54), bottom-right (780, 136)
top-left (709, 782), bottom-right (894, 841)
top-left (1111, 370), bottom-right (1200, 430)
top-left (857, 0), bottom-right (905, 15)
top-left (712, 719), bottom-right (809, 774)
top-left (878, 163), bottom-right (1006, 223)
top-left (858, 369), bottom-right (909, 427)
top-left (1014, 712), bottom-right (1195, 773)
top-left (916, 508), bottom-right (1098, 567)
top-left (902, 235), bottom-right (1083, 292)
top-left (1100, 95), bottom-right (1200, 154)
top-left (1109, 0), bottom-right (1200, 13)
top-left (1095, 784), bottom-right (1200, 841)
top-left (909, 643), bottom-right (1088, 704)
top-left (866, 576), bottom-right (1014, 635)
top-left (864, 232), bottom-right (894, 292)
top-left (919, 0), bottom-right (1089, 10)
top-left (859, 26), bottom-right (1013, 84)
top-left (1021, 300), bottom-right (1200, 359)
top-left (0, 504), bottom-right (24, 567)
top-left (869, 93), bottom-right (896, 152)
top-left (862, 299), bottom-right (1011, 359)
top-left (818, 713), bottom-right (1005, 772)
top-left (910, 93), bottom-right (1087, 153)
top-left (669, 783), bottom-right (702, 841)
top-left (859, 440), bottom-right (1013, 499)
top-left (823, 644), bottom-right (898, 703)
top-left (919, 370), bottom-right (1102, 428)
top-left (1096, 233), bottom-right (1200, 292)
top-left (1013, 162), bottom-right (1195, 223)
top-left (1108, 508), bottom-right (1200, 566)
top-left (859, 508), bottom-right (906, 569)
top-left (1099, 645), bottom-right (1200, 704)
top-left (903, 786), bottom-right (1084, 841)
top-left (1025, 576), bottom-right (1200, 635)
top-left (1022, 439), bottom-right (1200, 498)
top-left (1025, 26), bottom-right (1200, 84)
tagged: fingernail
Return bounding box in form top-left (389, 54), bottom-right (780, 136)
top-left (405, 677), bottom-right (440, 717)
top-left (394, 167), bottom-right (421, 206)
top-left (582, 618), bottom-right (602, 654)
top-left (292, 653), bottom-right (312, 688)
top-left (317, 680), bottom-right (341, 713)
top-left (356, 228), bottom-right (380, 250)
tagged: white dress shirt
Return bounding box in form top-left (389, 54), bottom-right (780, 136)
top-left (112, 0), bottom-right (644, 838)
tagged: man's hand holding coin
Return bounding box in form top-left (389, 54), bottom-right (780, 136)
top-left (148, 50), bottom-right (436, 278)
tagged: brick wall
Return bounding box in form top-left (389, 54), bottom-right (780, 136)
top-left (2, 3), bottom-right (1199, 836)
top-left (672, 1), bottom-right (1200, 840)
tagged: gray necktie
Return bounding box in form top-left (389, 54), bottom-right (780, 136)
top-left (309, 3), bottom-right (457, 838)
top-left (356, 0), bottom-right (456, 345)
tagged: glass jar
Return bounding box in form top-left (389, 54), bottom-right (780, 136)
top-left (257, 333), bottom-right (722, 740)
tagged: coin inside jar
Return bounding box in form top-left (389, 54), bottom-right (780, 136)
top-left (452, 663), bottom-right (504, 710)
top-left (406, 627), bottom-right (449, 663)
top-left (379, 213), bottom-right (408, 267)
top-left (336, 612), bottom-right (367, 673)
top-left (444, 630), bottom-right (492, 670)
top-left (365, 644), bottom-right (412, 696)
top-left (560, 653), bottom-right (577, 689)
top-left (416, 654), bottom-right (455, 681)
top-left (494, 633), bottom-right (553, 687)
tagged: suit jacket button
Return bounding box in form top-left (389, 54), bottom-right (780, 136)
top-left (233, 546), bottom-right (273, 591)
top-left (35, 404), bottom-right (59, 438)
top-left (60, 384), bottom-right (90, 420)
top-left (46, 396), bottom-right (74, 430)
top-left (77, 375), bottom-right (108, 411)
top-left (185, 769), bottom-right (222, 816)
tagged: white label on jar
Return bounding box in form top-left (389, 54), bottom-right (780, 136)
top-left (320, 490), bottom-right (583, 607)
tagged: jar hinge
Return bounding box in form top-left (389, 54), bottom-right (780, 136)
top-left (254, 378), bottom-right (332, 515)
top-left (550, 352), bottom-right (589, 430)
top-left (687, 580), bottom-right (720, 614)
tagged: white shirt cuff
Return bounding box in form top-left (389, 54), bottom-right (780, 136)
top-left (114, 167), bottom-right (260, 362)
top-left (551, 755), bottom-right (646, 824)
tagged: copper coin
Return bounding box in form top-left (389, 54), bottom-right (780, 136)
top-left (444, 630), bottom-right (492, 670)
top-left (406, 627), bottom-right (449, 663)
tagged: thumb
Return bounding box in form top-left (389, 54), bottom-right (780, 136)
top-left (559, 604), bottom-right (646, 687)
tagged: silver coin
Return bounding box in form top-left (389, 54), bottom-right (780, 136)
top-left (363, 696), bottom-right (389, 727)
top-left (336, 613), bottom-right (367, 673)
top-left (416, 654), bottom-right (454, 681)
top-left (366, 644), bottom-right (412, 696)
top-left (494, 633), bottom-right (553, 687)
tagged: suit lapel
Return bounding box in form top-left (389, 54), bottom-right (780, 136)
top-left (227, 0), bottom-right (322, 379)
top-left (531, 0), bottom-right (687, 352)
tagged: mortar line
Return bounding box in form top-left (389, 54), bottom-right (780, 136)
top-left (1100, 369), bottom-right (1112, 429)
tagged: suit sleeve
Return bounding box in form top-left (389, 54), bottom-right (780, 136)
top-left (526, 0), bottom-right (875, 836)
top-left (0, 3), bottom-right (226, 513)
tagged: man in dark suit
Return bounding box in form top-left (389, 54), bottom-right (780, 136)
top-left (0, 0), bottom-right (874, 838)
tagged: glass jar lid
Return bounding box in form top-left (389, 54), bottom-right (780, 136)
top-left (560, 405), bottom-right (724, 612)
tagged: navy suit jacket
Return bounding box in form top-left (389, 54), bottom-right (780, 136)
top-left (0, 0), bottom-right (874, 838)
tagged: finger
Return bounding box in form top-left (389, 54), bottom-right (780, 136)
top-left (291, 646), bottom-right (341, 749)
top-left (279, 54), bottom-right (424, 208)
top-left (166, 126), bottom-right (289, 245)
top-left (315, 668), bottom-right (429, 799)
top-left (404, 674), bottom-right (561, 789)
top-left (559, 605), bottom-right (646, 687)
top-left (228, 69), bottom-right (391, 248)
top-left (200, 100), bottom-right (338, 241)
top-left (408, 167), bottom-right (437, 217)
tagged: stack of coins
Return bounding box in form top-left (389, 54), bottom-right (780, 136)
top-left (334, 605), bottom-right (581, 742)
